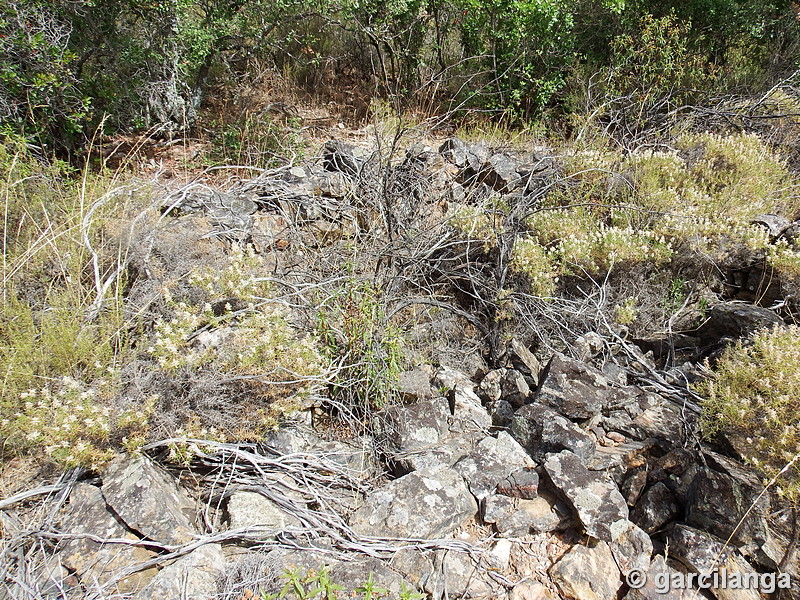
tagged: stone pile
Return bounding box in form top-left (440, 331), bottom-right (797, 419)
top-left (18, 341), bottom-right (797, 600)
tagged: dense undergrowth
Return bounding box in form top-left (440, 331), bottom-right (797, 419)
top-left (4, 105), bottom-right (800, 502)
top-left (4, 0), bottom-right (800, 501)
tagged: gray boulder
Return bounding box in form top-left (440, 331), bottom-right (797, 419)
top-left (609, 521), bottom-right (653, 577)
top-left (667, 524), bottom-right (762, 600)
top-left (226, 490), bottom-right (300, 536)
top-left (56, 484), bottom-right (159, 593)
top-left (453, 431), bottom-right (536, 500)
top-left (549, 541), bottom-right (621, 600)
top-left (349, 466), bottom-right (477, 539)
top-left (101, 455), bottom-right (198, 546)
top-left (631, 482), bottom-right (679, 534)
top-left (623, 555), bottom-right (698, 599)
top-left (512, 403), bottom-right (595, 462)
top-left (542, 450), bottom-right (629, 542)
top-left (481, 494), bottom-right (562, 536)
top-left (535, 354), bottom-right (610, 418)
top-left (133, 543), bottom-right (226, 600)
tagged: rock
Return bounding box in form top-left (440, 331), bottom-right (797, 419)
top-left (697, 302), bottom-right (783, 346)
top-left (588, 441), bottom-right (653, 472)
top-left (623, 555), bottom-right (698, 599)
top-left (621, 469), bottom-right (648, 506)
top-left (329, 557), bottom-right (417, 598)
top-left (488, 539), bottom-right (514, 570)
top-left (631, 482), bottom-right (679, 534)
top-left (574, 332), bottom-right (605, 361)
top-left (535, 354), bottom-right (609, 419)
top-left (226, 490), bottom-right (299, 534)
top-left (479, 368), bottom-right (504, 402)
top-left (750, 214), bottom-right (790, 238)
top-left (501, 368), bottom-right (532, 407)
top-left (685, 466), bottom-right (770, 555)
top-left (511, 581), bottom-right (554, 600)
top-left (56, 484), bottom-right (158, 593)
top-left (510, 338), bottom-right (542, 383)
top-left (396, 366), bottom-right (436, 401)
top-left (609, 521), bottom-right (653, 576)
top-left (482, 494), bottom-right (562, 536)
top-left (101, 455), bottom-right (198, 546)
top-left (549, 541), bottom-right (621, 600)
top-left (667, 524), bottom-right (762, 600)
top-left (133, 543), bottom-right (226, 600)
top-left (348, 465), bottom-right (477, 539)
top-left (32, 556), bottom-right (75, 598)
top-left (482, 153), bottom-right (521, 192)
top-left (322, 139), bottom-right (361, 176)
top-left (614, 394), bottom-right (696, 445)
top-left (263, 426), bottom-right (321, 455)
top-left (381, 396), bottom-right (486, 472)
top-left (453, 431), bottom-right (535, 500)
top-left (496, 468), bottom-right (540, 499)
top-left (432, 550), bottom-right (495, 598)
top-left (512, 403), bottom-right (596, 462)
top-left (542, 450), bottom-right (629, 542)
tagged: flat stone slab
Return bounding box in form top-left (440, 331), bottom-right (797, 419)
top-left (101, 455), bottom-right (198, 546)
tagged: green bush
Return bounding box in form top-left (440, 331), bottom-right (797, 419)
top-left (150, 245), bottom-right (325, 433)
top-left (697, 325), bottom-right (800, 501)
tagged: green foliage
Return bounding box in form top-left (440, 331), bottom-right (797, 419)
top-left (261, 567), bottom-right (421, 600)
top-left (207, 114), bottom-right (306, 168)
top-left (0, 140), bottom-right (140, 467)
top-left (0, 0), bottom-right (89, 149)
top-left (605, 13), bottom-right (714, 107)
top-left (316, 277), bottom-right (403, 416)
top-left (453, 0), bottom-right (575, 113)
top-left (696, 325), bottom-right (800, 501)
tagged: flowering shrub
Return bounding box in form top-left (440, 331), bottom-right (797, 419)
top-left (523, 208), bottom-right (672, 277)
top-left (150, 245), bottom-right (325, 431)
top-left (697, 325), bottom-right (800, 500)
top-left (510, 238), bottom-right (557, 296)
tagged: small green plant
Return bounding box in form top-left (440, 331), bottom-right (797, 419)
top-left (614, 297), bottom-right (638, 326)
top-left (0, 139), bottom-right (143, 468)
top-left (356, 573), bottom-right (389, 600)
top-left (696, 325), bottom-right (800, 501)
top-left (316, 277), bottom-right (403, 417)
top-left (260, 567), bottom-right (416, 600)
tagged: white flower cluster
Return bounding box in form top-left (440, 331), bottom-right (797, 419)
top-left (3, 376), bottom-right (116, 468)
top-left (511, 237), bottom-right (557, 296)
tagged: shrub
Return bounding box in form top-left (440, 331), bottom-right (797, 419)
top-left (697, 325), bottom-right (800, 501)
top-left (0, 140), bottom-right (141, 467)
top-left (149, 245), bottom-right (325, 432)
top-left (316, 277), bottom-right (403, 417)
top-left (510, 237), bottom-right (558, 297)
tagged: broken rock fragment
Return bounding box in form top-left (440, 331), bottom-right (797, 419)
top-left (542, 450), bottom-right (629, 542)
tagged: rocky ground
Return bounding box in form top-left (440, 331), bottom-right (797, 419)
top-left (1, 133), bottom-right (799, 599)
